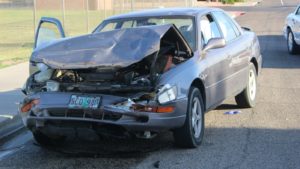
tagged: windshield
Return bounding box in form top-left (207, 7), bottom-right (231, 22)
top-left (94, 16), bottom-right (196, 51)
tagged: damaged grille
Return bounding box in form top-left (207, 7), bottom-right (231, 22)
top-left (48, 109), bottom-right (122, 121)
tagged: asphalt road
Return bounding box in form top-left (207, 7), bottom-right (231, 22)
top-left (0, 62), bottom-right (28, 123)
top-left (1, 0), bottom-right (300, 169)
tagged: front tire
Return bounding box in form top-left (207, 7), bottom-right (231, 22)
top-left (287, 29), bottom-right (299, 55)
top-left (235, 63), bottom-right (257, 108)
top-left (173, 87), bottom-right (204, 148)
top-left (33, 131), bottom-right (65, 146)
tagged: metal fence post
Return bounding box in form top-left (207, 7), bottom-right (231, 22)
top-left (122, 0), bottom-right (125, 13)
top-left (33, 0), bottom-right (36, 37)
top-left (131, 0), bottom-right (134, 11)
top-left (85, 0), bottom-right (89, 33)
top-left (104, 0), bottom-right (106, 18)
top-left (62, 0), bottom-right (66, 29)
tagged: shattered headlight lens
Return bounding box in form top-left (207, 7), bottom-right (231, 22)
top-left (157, 84), bottom-right (177, 104)
top-left (46, 81), bottom-right (60, 92)
top-left (36, 63), bottom-right (49, 71)
top-left (34, 63), bottom-right (53, 83)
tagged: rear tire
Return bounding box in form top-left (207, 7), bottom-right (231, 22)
top-left (235, 63), bottom-right (257, 108)
top-left (173, 87), bottom-right (204, 148)
top-left (287, 29), bottom-right (299, 55)
top-left (33, 131), bottom-right (65, 146)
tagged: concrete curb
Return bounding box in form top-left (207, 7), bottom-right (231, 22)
top-left (194, 0), bottom-right (261, 7)
top-left (233, 1), bottom-right (261, 7)
top-left (0, 114), bottom-right (24, 142)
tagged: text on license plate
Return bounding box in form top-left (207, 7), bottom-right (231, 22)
top-left (68, 95), bottom-right (101, 109)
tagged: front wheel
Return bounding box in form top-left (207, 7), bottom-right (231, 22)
top-left (173, 87), bottom-right (204, 148)
top-left (287, 29), bottom-right (299, 55)
top-left (235, 63), bottom-right (257, 108)
top-left (33, 131), bottom-right (65, 146)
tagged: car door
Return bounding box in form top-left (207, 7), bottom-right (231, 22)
top-left (30, 17), bottom-right (65, 74)
top-left (212, 11), bottom-right (249, 97)
top-left (199, 14), bottom-right (230, 107)
top-left (34, 17), bottom-right (65, 49)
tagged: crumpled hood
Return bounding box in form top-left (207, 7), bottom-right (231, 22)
top-left (31, 24), bottom-right (192, 69)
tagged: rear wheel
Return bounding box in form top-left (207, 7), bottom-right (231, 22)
top-left (33, 131), bottom-right (65, 146)
top-left (173, 87), bottom-right (204, 148)
top-left (287, 29), bottom-right (299, 55)
top-left (235, 63), bottom-right (257, 108)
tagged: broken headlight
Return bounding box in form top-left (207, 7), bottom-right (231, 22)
top-left (34, 63), bottom-right (53, 83)
top-left (46, 80), bottom-right (60, 92)
top-left (157, 84), bottom-right (177, 104)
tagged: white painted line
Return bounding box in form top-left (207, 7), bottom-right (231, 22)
top-left (281, 0), bottom-right (284, 6)
top-left (0, 147), bottom-right (24, 160)
top-left (0, 115), bottom-right (14, 119)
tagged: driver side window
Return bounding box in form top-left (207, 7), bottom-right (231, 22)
top-left (200, 14), bottom-right (222, 49)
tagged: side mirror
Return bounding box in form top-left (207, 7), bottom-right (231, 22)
top-left (203, 38), bottom-right (226, 53)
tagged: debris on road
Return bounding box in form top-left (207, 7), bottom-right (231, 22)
top-left (224, 110), bottom-right (241, 115)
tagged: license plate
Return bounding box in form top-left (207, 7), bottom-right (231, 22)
top-left (68, 95), bottom-right (101, 109)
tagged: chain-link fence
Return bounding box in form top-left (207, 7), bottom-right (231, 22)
top-left (0, 0), bottom-right (198, 68)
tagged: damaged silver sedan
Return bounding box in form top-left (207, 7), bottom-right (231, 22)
top-left (20, 8), bottom-right (262, 148)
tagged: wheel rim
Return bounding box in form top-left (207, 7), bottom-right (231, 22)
top-left (288, 32), bottom-right (293, 52)
top-left (191, 97), bottom-right (202, 138)
top-left (249, 69), bottom-right (256, 101)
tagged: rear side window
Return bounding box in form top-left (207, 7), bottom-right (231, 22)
top-left (213, 11), bottom-right (240, 42)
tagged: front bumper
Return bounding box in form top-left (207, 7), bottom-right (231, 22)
top-left (20, 92), bottom-right (187, 133)
top-left (283, 26), bottom-right (287, 40)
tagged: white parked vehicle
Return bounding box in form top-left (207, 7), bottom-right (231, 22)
top-left (284, 5), bottom-right (300, 54)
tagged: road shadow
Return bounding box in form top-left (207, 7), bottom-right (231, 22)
top-left (258, 35), bottom-right (300, 69)
top-left (34, 131), bottom-right (174, 158)
top-left (215, 103), bottom-right (240, 110)
top-left (1, 127), bottom-right (299, 169)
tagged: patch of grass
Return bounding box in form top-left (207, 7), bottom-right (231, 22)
top-left (0, 8), bottom-right (116, 69)
top-left (0, 9), bottom-right (34, 68)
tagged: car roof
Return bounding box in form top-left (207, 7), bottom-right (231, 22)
top-left (105, 7), bottom-right (222, 20)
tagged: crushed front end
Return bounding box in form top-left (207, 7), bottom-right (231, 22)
top-left (20, 24), bottom-right (192, 139)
